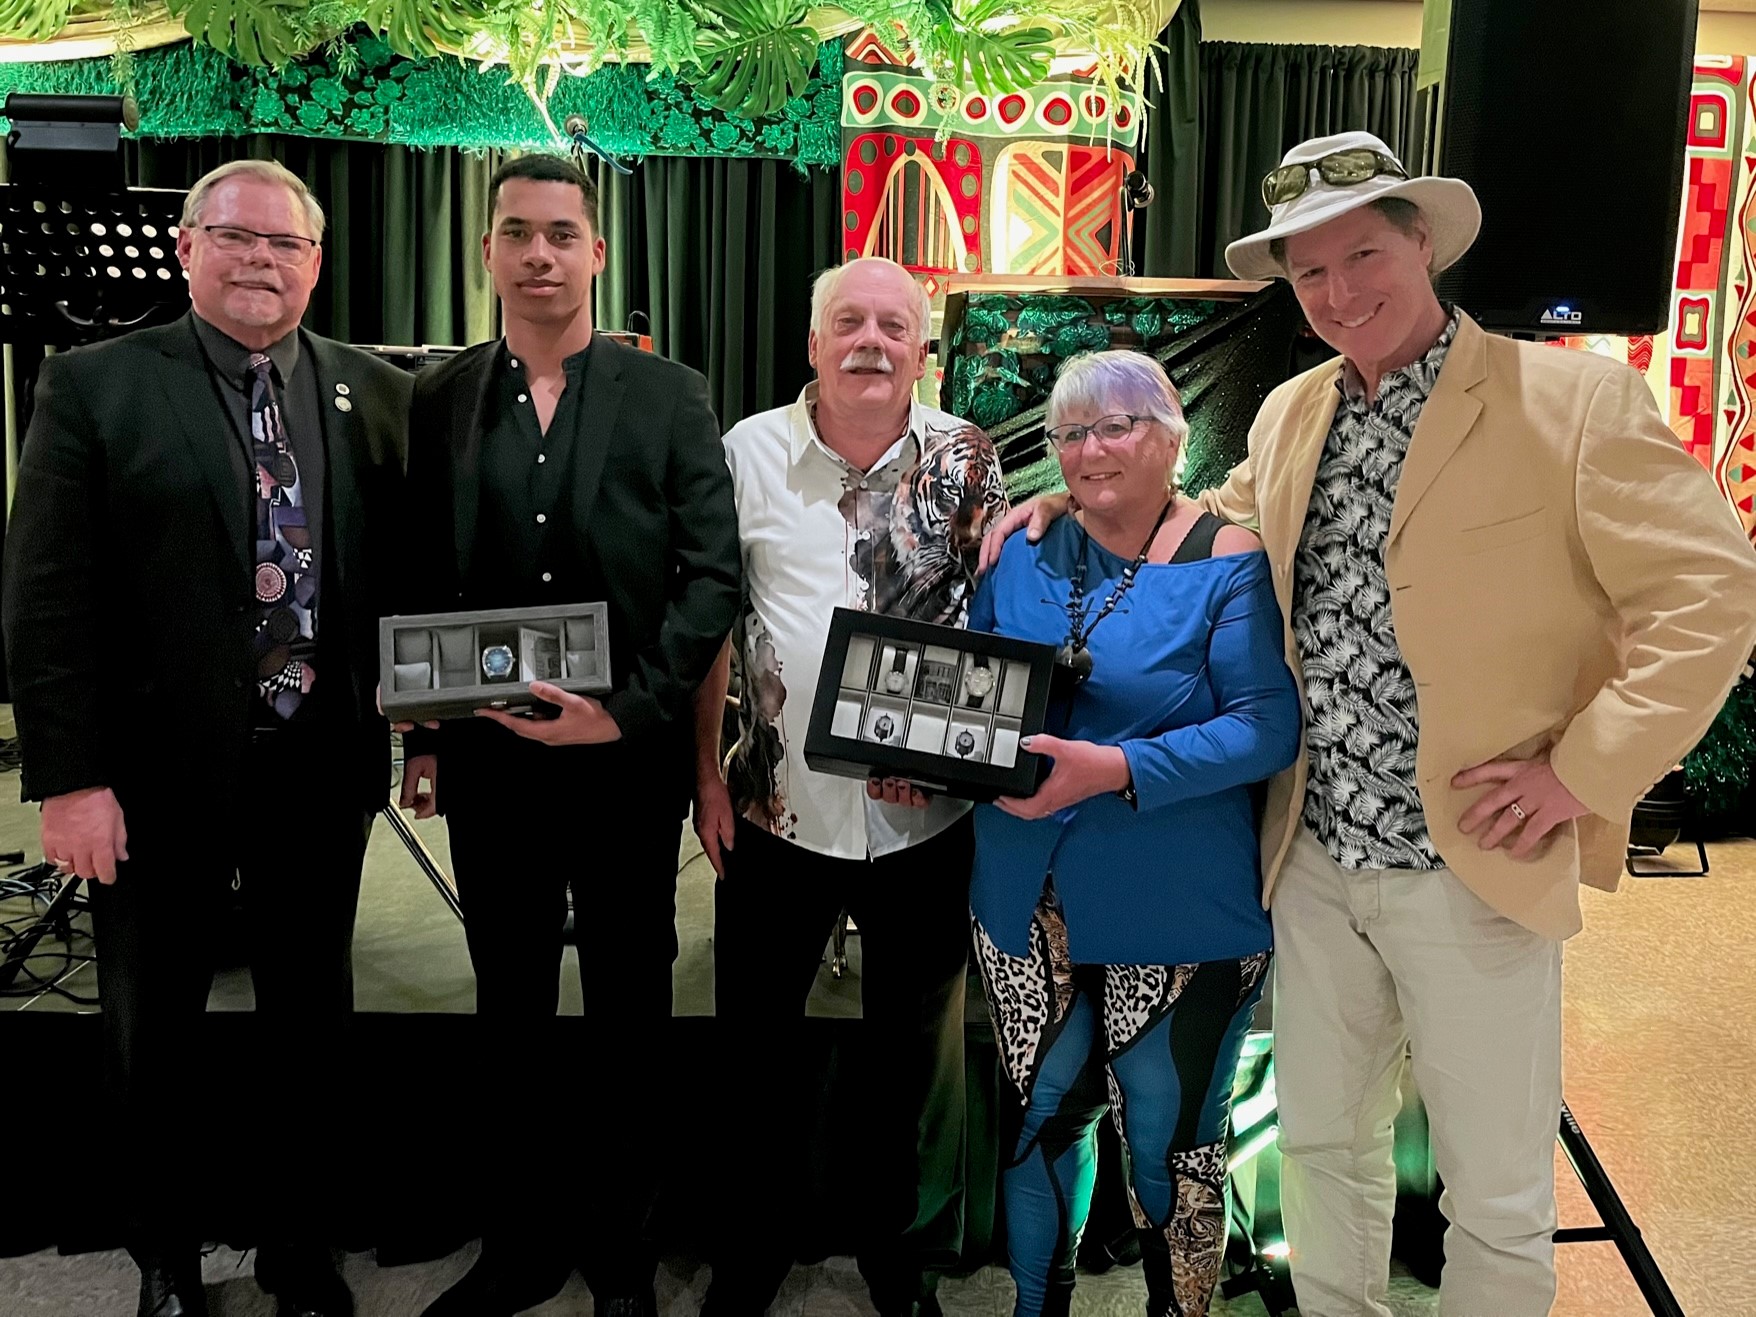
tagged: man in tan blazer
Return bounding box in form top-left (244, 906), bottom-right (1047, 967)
top-left (986, 131), bottom-right (1756, 1316)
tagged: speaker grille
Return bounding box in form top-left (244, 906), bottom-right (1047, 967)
top-left (1434, 0), bottom-right (1697, 336)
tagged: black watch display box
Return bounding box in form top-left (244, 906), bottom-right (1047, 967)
top-left (379, 602), bottom-right (611, 723)
top-left (804, 607), bottom-right (1055, 801)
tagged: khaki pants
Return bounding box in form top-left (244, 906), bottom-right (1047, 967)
top-left (1271, 827), bottom-right (1563, 1317)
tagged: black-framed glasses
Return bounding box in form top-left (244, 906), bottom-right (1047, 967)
top-left (1260, 148), bottom-right (1409, 209)
top-left (199, 224), bottom-right (320, 264)
top-left (1044, 413), bottom-right (1147, 452)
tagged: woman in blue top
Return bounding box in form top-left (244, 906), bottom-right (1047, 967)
top-left (970, 350), bottom-right (1301, 1317)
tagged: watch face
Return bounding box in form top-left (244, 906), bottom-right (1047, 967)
top-left (871, 713), bottom-right (897, 744)
top-left (964, 664), bottom-right (997, 699)
top-left (482, 644), bottom-right (517, 682)
top-left (954, 729), bottom-right (977, 758)
top-left (885, 671), bottom-right (906, 693)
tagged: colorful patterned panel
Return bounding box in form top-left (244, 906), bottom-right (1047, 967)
top-left (840, 32), bottom-right (1147, 333)
top-left (989, 143), bottom-right (1132, 276)
top-left (1670, 354), bottom-right (1719, 462)
top-left (846, 26), bottom-right (912, 67)
top-left (843, 132), bottom-right (982, 274)
top-left (1722, 55), bottom-right (1756, 535)
top-left (1675, 294), bottom-right (1714, 352)
top-left (1675, 157), bottom-right (1733, 291)
top-left (843, 69), bottom-right (1140, 150)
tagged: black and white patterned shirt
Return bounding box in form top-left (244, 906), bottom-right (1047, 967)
top-left (1291, 311), bottom-right (1460, 870)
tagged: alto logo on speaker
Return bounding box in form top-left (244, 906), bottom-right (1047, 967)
top-left (1540, 304), bottom-right (1585, 327)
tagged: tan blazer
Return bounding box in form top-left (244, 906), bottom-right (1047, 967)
top-left (1201, 313), bottom-right (1756, 938)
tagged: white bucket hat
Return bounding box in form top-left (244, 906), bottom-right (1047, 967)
top-left (1224, 130), bottom-right (1481, 280)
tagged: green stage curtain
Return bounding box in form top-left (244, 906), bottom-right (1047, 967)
top-left (1140, 5), bottom-right (1425, 278)
top-left (594, 156), bottom-right (842, 431)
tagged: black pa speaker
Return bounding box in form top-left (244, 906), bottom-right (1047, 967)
top-left (1433, 0), bottom-right (1699, 336)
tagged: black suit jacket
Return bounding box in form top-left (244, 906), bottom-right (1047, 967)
top-left (402, 334), bottom-right (740, 796)
top-left (1, 314), bottom-right (410, 828)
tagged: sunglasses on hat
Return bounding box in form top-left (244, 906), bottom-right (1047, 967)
top-left (1260, 148), bottom-right (1409, 209)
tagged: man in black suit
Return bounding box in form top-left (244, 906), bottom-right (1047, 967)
top-left (2, 161), bottom-right (409, 1317)
top-left (395, 153), bottom-right (740, 1317)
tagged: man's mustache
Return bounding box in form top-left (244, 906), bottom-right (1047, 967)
top-left (840, 349), bottom-right (893, 374)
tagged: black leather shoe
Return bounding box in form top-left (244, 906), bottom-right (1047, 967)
top-left (256, 1244), bottom-right (355, 1317)
top-left (419, 1254), bottom-right (572, 1317)
top-left (137, 1257), bottom-right (208, 1317)
top-left (596, 1289), bottom-right (658, 1317)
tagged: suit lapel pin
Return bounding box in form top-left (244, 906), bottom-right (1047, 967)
top-left (334, 382), bottom-right (353, 413)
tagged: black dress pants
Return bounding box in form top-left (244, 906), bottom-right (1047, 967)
top-left (439, 726), bottom-right (685, 1296)
top-left (711, 814), bottom-right (973, 1308)
top-left (88, 723), bottom-right (373, 1265)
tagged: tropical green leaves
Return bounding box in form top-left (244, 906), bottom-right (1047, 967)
top-left (687, 0), bottom-right (815, 119)
top-left (925, 0), bottom-right (1055, 99)
top-left (2, 0), bottom-right (1153, 127)
top-left (165, 0), bottom-right (307, 65)
top-left (360, 0), bottom-right (498, 60)
top-left (0, 0), bottom-right (82, 42)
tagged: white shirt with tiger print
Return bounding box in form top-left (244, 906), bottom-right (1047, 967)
top-left (722, 382), bottom-right (1008, 860)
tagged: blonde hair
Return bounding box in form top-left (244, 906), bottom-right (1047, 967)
top-left (810, 257), bottom-right (932, 346)
top-left (180, 159), bottom-right (326, 241)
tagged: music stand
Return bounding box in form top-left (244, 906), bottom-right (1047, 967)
top-left (1, 93), bottom-right (188, 347)
top-left (0, 183), bottom-right (189, 346)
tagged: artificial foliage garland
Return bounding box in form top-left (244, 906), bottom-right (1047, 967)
top-left (1683, 665), bottom-right (1756, 830)
top-left (0, 29), bottom-right (846, 159)
top-left (0, 0), bottom-right (1175, 120)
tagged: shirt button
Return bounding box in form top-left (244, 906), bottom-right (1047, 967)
top-left (537, 453), bottom-right (546, 464)
top-left (518, 392), bottom-right (529, 403)
top-left (509, 358), bottom-right (519, 369)
top-left (536, 513), bottom-right (547, 525)
top-left (542, 572), bottom-right (553, 583)
top-left (859, 480), bottom-right (869, 490)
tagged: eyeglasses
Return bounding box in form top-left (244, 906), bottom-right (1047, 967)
top-left (199, 225), bottom-right (319, 264)
top-left (1260, 148), bottom-right (1409, 209)
top-left (1045, 414), bottom-right (1147, 452)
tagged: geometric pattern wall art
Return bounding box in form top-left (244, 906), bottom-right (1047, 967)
top-left (989, 142), bottom-right (1133, 275)
top-left (1564, 53), bottom-right (1756, 544)
top-left (841, 27), bottom-right (1143, 304)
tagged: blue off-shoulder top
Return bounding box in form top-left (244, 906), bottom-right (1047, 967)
top-left (969, 516), bottom-right (1302, 965)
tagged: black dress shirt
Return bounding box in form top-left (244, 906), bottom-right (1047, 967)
top-left (474, 337), bottom-right (597, 606)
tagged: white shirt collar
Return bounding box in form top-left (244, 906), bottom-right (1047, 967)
top-left (789, 380), bottom-right (923, 471)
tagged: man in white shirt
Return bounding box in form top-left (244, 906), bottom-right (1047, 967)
top-left (693, 257), bottom-right (1007, 1315)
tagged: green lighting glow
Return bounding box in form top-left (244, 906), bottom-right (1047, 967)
top-left (1228, 1123), bottom-right (1279, 1172)
top-left (1231, 1070), bottom-right (1278, 1135)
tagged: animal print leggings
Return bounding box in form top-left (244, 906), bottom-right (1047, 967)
top-left (972, 884), bottom-right (1268, 1317)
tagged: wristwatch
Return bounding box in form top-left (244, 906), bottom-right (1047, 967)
top-left (481, 644), bottom-right (517, 682)
top-left (885, 647), bottom-right (908, 693)
top-left (963, 653), bottom-right (996, 707)
top-left (953, 729), bottom-right (977, 759)
top-left (872, 713), bottom-right (897, 744)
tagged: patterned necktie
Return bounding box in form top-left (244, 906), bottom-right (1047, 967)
top-left (248, 352), bottom-right (317, 718)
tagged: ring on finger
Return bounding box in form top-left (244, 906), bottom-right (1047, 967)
top-left (1509, 801), bottom-right (1528, 822)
